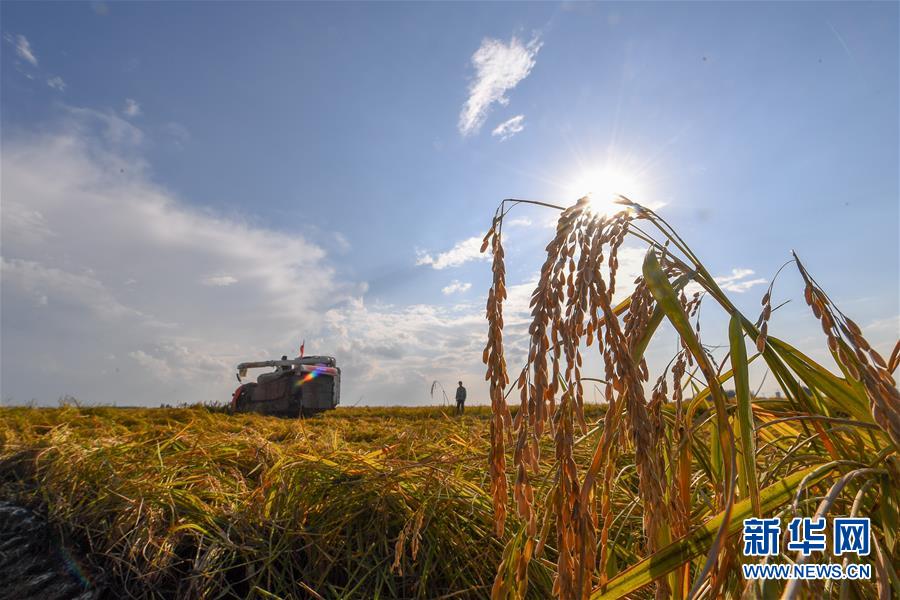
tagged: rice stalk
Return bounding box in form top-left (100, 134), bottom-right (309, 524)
top-left (481, 195), bottom-right (898, 600)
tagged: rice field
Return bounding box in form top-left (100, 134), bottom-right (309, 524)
top-left (0, 405), bottom-right (595, 599)
top-left (1, 197), bottom-right (898, 599)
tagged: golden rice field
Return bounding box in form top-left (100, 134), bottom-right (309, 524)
top-left (0, 405), bottom-right (589, 599)
top-left (1, 198), bottom-right (898, 599)
top-left (0, 391), bottom-right (894, 600)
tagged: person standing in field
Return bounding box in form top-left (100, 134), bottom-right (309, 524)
top-left (455, 381), bottom-right (466, 415)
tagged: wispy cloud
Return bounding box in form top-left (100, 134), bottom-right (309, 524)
top-left (416, 236), bottom-right (488, 270)
top-left (491, 114), bottom-right (525, 141)
top-left (67, 105), bottom-right (144, 146)
top-left (864, 315), bottom-right (899, 334)
top-left (91, 1), bottom-right (110, 16)
top-left (442, 280), bottom-right (472, 295)
top-left (714, 268), bottom-right (766, 293)
top-left (506, 216), bottom-right (532, 227)
top-left (3, 202), bottom-right (55, 244)
top-left (46, 76), bottom-right (66, 91)
top-left (5, 33), bottom-right (38, 66)
top-left (164, 122), bottom-right (190, 147)
top-left (458, 35), bottom-right (541, 136)
top-left (826, 21), bottom-right (855, 62)
top-left (334, 232), bottom-right (351, 253)
top-left (201, 275), bottom-right (238, 287)
top-left (123, 98), bottom-right (142, 117)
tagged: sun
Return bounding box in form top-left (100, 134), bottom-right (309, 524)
top-left (568, 166), bottom-right (643, 216)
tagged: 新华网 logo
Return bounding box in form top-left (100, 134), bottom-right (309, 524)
top-left (740, 517), bottom-right (871, 581)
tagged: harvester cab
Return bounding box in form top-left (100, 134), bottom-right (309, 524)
top-left (232, 355), bottom-right (340, 417)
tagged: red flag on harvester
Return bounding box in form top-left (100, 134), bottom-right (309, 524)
top-left (299, 340), bottom-right (305, 358)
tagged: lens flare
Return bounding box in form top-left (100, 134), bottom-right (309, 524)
top-left (59, 545), bottom-right (92, 592)
top-left (294, 366), bottom-right (327, 387)
top-left (568, 166), bottom-right (643, 216)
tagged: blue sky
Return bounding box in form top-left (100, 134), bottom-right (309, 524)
top-left (2, 1), bottom-right (897, 406)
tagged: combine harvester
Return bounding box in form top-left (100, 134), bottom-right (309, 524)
top-left (232, 352), bottom-right (341, 418)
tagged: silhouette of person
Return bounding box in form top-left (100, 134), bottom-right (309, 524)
top-left (455, 381), bottom-right (467, 415)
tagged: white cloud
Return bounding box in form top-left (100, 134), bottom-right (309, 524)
top-left (128, 342), bottom-right (230, 382)
top-left (682, 267), bottom-right (766, 296)
top-left (864, 315), bottom-right (899, 335)
top-left (416, 236), bottom-right (488, 270)
top-left (5, 33), bottom-right (38, 66)
top-left (123, 98), bottom-right (142, 117)
top-left (458, 35), bottom-right (541, 136)
top-left (541, 215), bottom-right (559, 228)
top-left (1, 258), bottom-right (151, 323)
top-left (201, 275), bottom-right (238, 287)
top-left (129, 350), bottom-right (175, 380)
top-left (0, 112), bottom-right (344, 405)
top-left (0, 108), bottom-right (496, 407)
top-left (67, 105), bottom-right (144, 146)
top-left (321, 298), bottom-right (487, 403)
top-left (714, 268), bottom-right (766, 293)
top-left (164, 122), bottom-right (190, 146)
top-left (491, 114), bottom-right (526, 141)
top-left (442, 280), bottom-right (472, 295)
top-left (506, 216), bottom-right (532, 228)
top-left (334, 232), bottom-right (351, 253)
top-left (47, 76), bottom-right (66, 91)
top-left (2, 202), bottom-right (56, 244)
